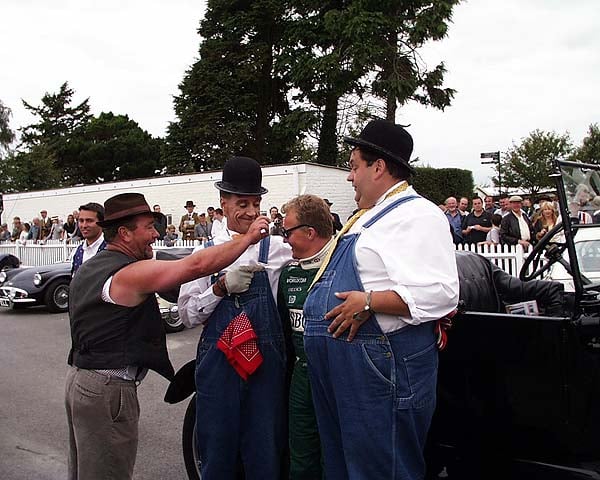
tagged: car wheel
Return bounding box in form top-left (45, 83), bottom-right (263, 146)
top-left (44, 280), bottom-right (70, 313)
top-left (182, 395), bottom-right (245, 480)
top-left (182, 396), bottom-right (201, 480)
top-left (164, 315), bottom-right (185, 334)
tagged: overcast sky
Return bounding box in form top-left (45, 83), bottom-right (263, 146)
top-left (2, 0), bottom-right (599, 186)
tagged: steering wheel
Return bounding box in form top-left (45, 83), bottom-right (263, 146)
top-left (519, 223), bottom-right (573, 281)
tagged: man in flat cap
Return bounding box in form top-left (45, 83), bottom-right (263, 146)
top-left (178, 156), bottom-right (292, 479)
top-left (65, 192), bottom-right (269, 480)
top-left (499, 195), bottom-right (535, 246)
top-left (303, 119), bottom-right (459, 479)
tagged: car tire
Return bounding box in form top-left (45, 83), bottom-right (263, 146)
top-left (182, 395), bottom-right (245, 480)
top-left (44, 279), bottom-right (70, 313)
top-left (182, 395), bottom-right (201, 480)
top-left (164, 316), bottom-right (185, 334)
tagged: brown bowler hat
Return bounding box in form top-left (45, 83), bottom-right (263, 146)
top-left (97, 193), bottom-right (162, 227)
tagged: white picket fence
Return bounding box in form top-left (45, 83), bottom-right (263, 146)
top-left (0, 239), bottom-right (541, 277)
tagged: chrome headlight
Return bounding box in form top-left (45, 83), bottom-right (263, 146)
top-left (0, 271), bottom-right (6, 283)
top-left (33, 273), bottom-right (42, 286)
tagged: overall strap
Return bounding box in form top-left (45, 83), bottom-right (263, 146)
top-left (363, 195), bottom-right (420, 229)
top-left (258, 236), bottom-right (270, 265)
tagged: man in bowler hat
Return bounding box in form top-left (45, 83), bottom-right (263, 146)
top-left (180, 200), bottom-right (201, 240)
top-left (303, 119), bottom-right (459, 479)
top-left (65, 192), bottom-right (269, 480)
top-left (178, 156), bottom-right (292, 479)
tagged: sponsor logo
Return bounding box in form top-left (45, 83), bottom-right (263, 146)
top-left (287, 276), bottom-right (307, 284)
top-left (290, 309), bottom-right (305, 331)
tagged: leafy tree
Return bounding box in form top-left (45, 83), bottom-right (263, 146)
top-left (20, 82), bottom-right (91, 152)
top-left (0, 100), bottom-right (15, 156)
top-left (168, 0), bottom-right (459, 171)
top-left (496, 130), bottom-right (572, 196)
top-left (368, 0), bottom-right (459, 121)
top-left (165, 0), bottom-right (307, 173)
top-left (0, 145), bottom-right (62, 193)
top-left (62, 112), bottom-right (163, 184)
top-left (570, 124), bottom-right (600, 164)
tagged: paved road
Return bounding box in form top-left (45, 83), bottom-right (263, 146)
top-left (0, 306), bottom-right (200, 480)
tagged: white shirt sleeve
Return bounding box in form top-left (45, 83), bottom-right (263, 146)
top-left (177, 233), bottom-right (292, 329)
top-left (352, 191), bottom-right (459, 331)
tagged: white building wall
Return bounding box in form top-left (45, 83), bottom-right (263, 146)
top-left (1, 163), bottom-right (354, 226)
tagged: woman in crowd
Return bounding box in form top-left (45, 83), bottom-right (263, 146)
top-left (533, 202), bottom-right (561, 242)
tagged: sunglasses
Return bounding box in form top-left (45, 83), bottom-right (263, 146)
top-left (281, 224), bottom-right (312, 239)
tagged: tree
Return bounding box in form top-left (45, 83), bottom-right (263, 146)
top-left (165, 0), bottom-right (307, 173)
top-left (167, 1), bottom-right (459, 170)
top-left (279, 0), bottom-right (459, 165)
top-left (496, 130), bottom-right (572, 196)
top-left (62, 112), bottom-right (163, 184)
top-left (0, 145), bottom-right (62, 193)
top-left (17, 82), bottom-right (92, 185)
top-left (0, 100), bottom-right (15, 156)
top-left (368, 0), bottom-right (459, 121)
top-left (570, 124), bottom-right (600, 164)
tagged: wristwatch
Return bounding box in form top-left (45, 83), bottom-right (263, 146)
top-left (353, 291), bottom-right (373, 320)
top-left (364, 290), bottom-right (372, 313)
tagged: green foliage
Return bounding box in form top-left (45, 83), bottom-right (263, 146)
top-left (570, 124), bottom-right (600, 164)
top-left (62, 112), bottom-right (163, 184)
top-left (496, 129), bottom-right (572, 195)
top-left (0, 145), bottom-right (62, 193)
top-left (165, 0), bottom-right (306, 173)
top-left (20, 82), bottom-right (91, 152)
top-left (167, 0), bottom-right (460, 171)
top-left (11, 83), bottom-right (163, 190)
top-left (411, 166), bottom-right (473, 206)
top-left (0, 100), bottom-right (15, 156)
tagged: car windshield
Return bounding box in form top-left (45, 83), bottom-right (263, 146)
top-left (558, 160), bottom-right (600, 290)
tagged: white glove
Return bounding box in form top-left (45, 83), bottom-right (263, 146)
top-left (224, 265), bottom-right (265, 294)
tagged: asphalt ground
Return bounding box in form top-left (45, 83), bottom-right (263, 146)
top-left (0, 306), bottom-right (200, 480)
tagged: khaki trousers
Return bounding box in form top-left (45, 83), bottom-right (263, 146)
top-left (65, 367), bottom-right (140, 480)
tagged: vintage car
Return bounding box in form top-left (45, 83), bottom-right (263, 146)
top-left (0, 261), bottom-right (71, 312)
top-left (0, 248), bottom-right (190, 333)
top-left (164, 159), bottom-right (600, 480)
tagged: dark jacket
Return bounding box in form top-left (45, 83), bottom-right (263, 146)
top-left (499, 211), bottom-right (535, 245)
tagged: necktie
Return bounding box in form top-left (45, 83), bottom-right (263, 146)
top-left (310, 182), bottom-right (409, 289)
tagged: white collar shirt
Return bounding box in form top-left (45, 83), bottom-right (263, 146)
top-left (82, 234), bottom-right (105, 265)
top-left (347, 182), bottom-right (459, 332)
top-left (178, 225), bottom-right (292, 329)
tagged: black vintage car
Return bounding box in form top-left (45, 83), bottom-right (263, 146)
top-left (0, 261), bottom-right (71, 312)
top-left (165, 159), bottom-right (600, 479)
top-left (0, 248), bottom-right (190, 333)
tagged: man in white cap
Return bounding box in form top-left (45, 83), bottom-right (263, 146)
top-left (499, 195), bottom-right (535, 246)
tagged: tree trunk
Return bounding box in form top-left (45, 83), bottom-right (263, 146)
top-left (317, 90), bottom-right (339, 166)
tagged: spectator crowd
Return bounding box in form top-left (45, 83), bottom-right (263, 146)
top-left (439, 192), bottom-right (583, 248)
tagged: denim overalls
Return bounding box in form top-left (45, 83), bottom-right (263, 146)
top-left (194, 237), bottom-right (287, 479)
top-left (303, 196), bottom-right (438, 480)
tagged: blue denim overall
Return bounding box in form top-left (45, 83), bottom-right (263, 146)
top-left (194, 237), bottom-right (287, 479)
top-left (303, 196), bottom-right (438, 480)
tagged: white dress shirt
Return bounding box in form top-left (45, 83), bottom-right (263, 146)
top-left (348, 182), bottom-right (459, 333)
top-left (211, 217), bottom-right (226, 238)
top-left (82, 234), bottom-right (105, 264)
top-left (178, 226), bottom-right (292, 329)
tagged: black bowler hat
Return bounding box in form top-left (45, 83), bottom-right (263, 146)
top-left (215, 156), bottom-right (268, 195)
top-left (97, 193), bottom-right (162, 227)
top-left (344, 119), bottom-right (415, 173)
